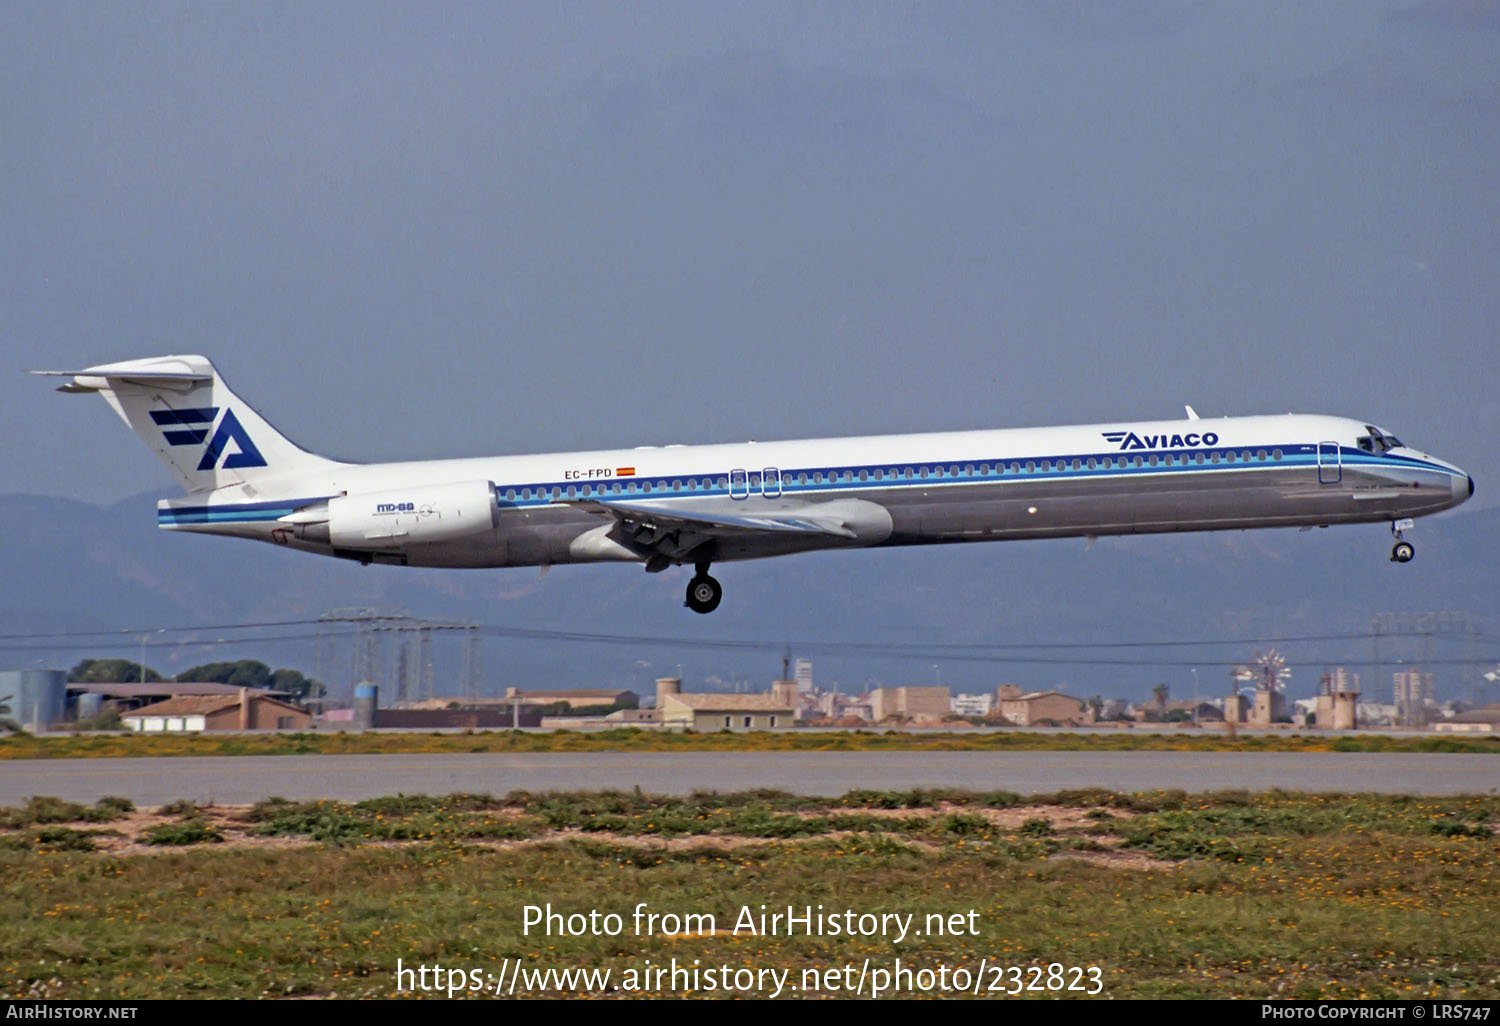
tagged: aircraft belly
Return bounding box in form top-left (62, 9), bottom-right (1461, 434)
top-left (241, 463), bottom-right (1463, 567)
top-left (877, 465), bottom-right (1448, 545)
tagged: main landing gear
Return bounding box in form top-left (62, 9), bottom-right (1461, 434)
top-left (684, 561), bottom-right (723, 614)
top-left (1390, 519), bottom-right (1415, 563)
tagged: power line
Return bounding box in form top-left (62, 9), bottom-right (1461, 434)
top-left (4, 623), bottom-right (1496, 670)
top-left (0, 618), bottom-right (1490, 651)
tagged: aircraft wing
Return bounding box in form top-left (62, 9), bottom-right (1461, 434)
top-left (567, 497), bottom-right (858, 538)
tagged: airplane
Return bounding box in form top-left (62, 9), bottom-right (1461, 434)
top-left (35, 355), bottom-right (1474, 614)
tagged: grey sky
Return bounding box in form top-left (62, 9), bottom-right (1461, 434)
top-left (5, 1), bottom-right (1498, 508)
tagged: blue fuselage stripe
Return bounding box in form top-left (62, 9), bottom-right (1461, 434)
top-left (157, 445), bottom-right (1455, 527)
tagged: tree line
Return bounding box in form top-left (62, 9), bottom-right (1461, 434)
top-left (67, 659), bottom-right (324, 703)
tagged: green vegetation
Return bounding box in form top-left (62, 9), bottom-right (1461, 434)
top-left (0, 796), bottom-right (133, 829)
top-left (66, 657), bottom-right (324, 702)
top-left (5, 727), bottom-right (1499, 760)
top-left (142, 819), bottom-right (223, 846)
top-left (173, 660), bottom-right (324, 703)
top-left (0, 788), bottom-right (1496, 999)
top-left (67, 658), bottom-right (164, 684)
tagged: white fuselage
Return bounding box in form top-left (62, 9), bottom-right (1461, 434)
top-left (158, 412), bottom-right (1473, 570)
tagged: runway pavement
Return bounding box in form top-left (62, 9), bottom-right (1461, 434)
top-left (3, 750), bottom-right (1498, 805)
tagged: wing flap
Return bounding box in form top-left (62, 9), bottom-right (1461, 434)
top-left (567, 497), bottom-right (858, 538)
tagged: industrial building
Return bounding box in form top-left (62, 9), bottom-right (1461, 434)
top-left (0, 669), bottom-right (67, 732)
top-left (68, 681), bottom-right (295, 715)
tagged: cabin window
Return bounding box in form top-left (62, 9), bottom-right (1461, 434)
top-left (1025, 461), bottom-right (1035, 473)
top-left (859, 470), bottom-right (868, 481)
top-left (1257, 449), bottom-right (1267, 461)
top-left (672, 480), bottom-right (682, 491)
top-left (980, 463), bottom-right (990, 474)
top-left (1224, 452), bottom-right (1235, 463)
top-left (964, 464), bottom-right (974, 475)
top-left (642, 482), bottom-right (652, 492)
top-left (749, 473), bottom-right (761, 487)
top-left (504, 489), bottom-right (516, 500)
top-left (872, 469), bottom-right (883, 481)
top-left (1086, 458), bottom-right (1096, 470)
top-left (797, 473), bottom-right (808, 484)
top-left (521, 488), bottom-right (531, 499)
top-left (551, 487), bottom-right (562, 499)
top-left (949, 465), bottom-right (959, 476)
top-left (1071, 459), bottom-right (1081, 470)
top-left (580, 485), bottom-right (591, 496)
top-left (1210, 452), bottom-right (1220, 464)
top-left (920, 467), bottom-right (929, 478)
top-left (1272, 449), bottom-right (1282, 460)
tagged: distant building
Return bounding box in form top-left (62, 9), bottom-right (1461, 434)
top-left (1319, 668), bottom-right (1360, 695)
top-left (651, 677), bottom-right (795, 730)
top-left (1223, 693), bottom-right (1248, 723)
top-left (997, 690), bottom-right (1086, 727)
top-left (1357, 702), bottom-right (1397, 727)
top-left (1164, 700), bottom-right (1223, 723)
top-left (504, 688), bottom-right (639, 709)
top-left (2, 670), bottom-right (66, 731)
top-left (123, 689), bottom-right (311, 732)
top-left (795, 659), bottom-right (814, 694)
top-left (67, 681), bottom-right (294, 716)
top-left (1314, 693), bottom-right (1360, 729)
top-left (950, 693), bottom-right (994, 717)
top-left (1394, 670), bottom-right (1435, 727)
top-left (1249, 688), bottom-right (1287, 727)
top-left (659, 693), bottom-right (795, 730)
top-left (869, 686), bottom-right (950, 723)
top-left (1434, 705), bottom-right (1500, 733)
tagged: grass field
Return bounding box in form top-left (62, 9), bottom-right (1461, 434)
top-left (3, 727), bottom-right (1498, 760)
top-left (2, 788), bottom-right (1497, 999)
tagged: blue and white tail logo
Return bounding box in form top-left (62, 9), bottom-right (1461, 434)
top-left (151, 407), bottom-right (268, 470)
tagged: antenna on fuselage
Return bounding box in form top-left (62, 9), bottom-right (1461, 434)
top-left (1184, 405), bottom-right (1200, 420)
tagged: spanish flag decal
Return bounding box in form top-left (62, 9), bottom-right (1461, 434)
top-left (616, 467), bottom-right (636, 477)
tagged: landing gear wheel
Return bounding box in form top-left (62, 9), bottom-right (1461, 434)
top-left (1391, 541), bottom-right (1415, 563)
top-left (685, 574), bottom-right (722, 614)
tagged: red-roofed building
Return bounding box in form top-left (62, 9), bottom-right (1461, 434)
top-left (122, 688), bottom-right (311, 732)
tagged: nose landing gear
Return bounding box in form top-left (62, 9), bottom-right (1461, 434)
top-left (1390, 519), bottom-right (1415, 563)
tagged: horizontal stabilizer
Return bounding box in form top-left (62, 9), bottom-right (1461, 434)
top-left (31, 356), bottom-right (215, 391)
top-left (31, 354), bottom-right (339, 493)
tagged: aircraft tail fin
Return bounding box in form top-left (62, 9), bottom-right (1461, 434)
top-left (32, 355), bottom-right (342, 493)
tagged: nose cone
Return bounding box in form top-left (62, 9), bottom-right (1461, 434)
top-left (1453, 472), bottom-right (1475, 506)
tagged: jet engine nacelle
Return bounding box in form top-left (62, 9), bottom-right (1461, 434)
top-left (285, 480), bottom-right (499, 549)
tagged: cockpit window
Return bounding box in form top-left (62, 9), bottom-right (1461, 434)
top-left (1359, 426), bottom-right (1403, 454)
